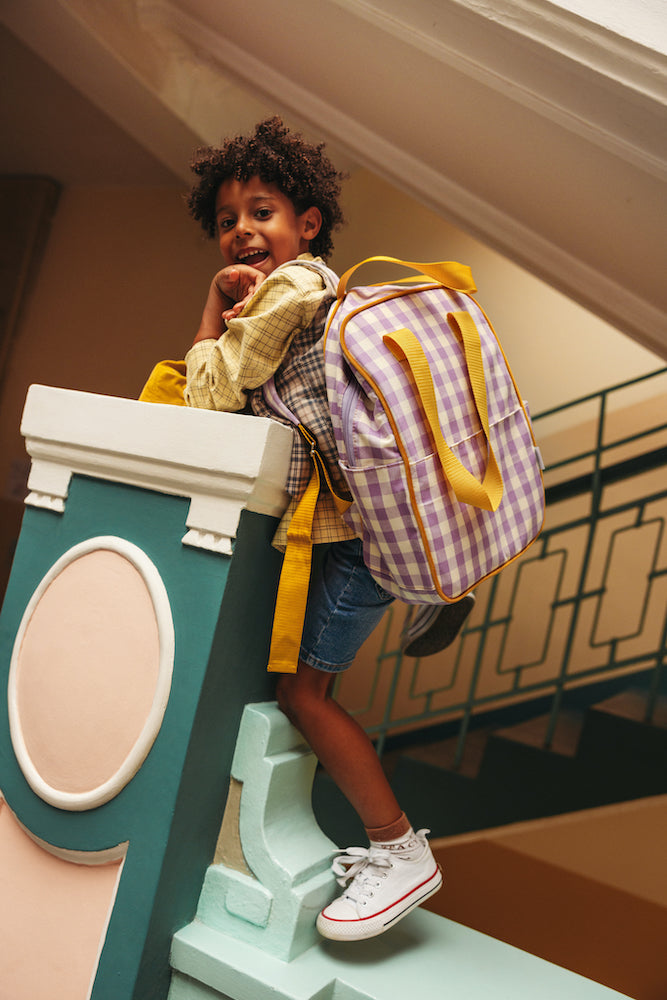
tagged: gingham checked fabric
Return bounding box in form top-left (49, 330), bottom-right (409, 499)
top-left (324, 272), bottom-right (545, 602)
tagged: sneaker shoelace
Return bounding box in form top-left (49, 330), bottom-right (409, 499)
top-left (331, 845), bottom-right (393, 902)
top-left (331, 829), bottom-right (430, 903)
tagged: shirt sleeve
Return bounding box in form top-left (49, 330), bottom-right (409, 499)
top-left (185, 264), bottom-right (326, 412)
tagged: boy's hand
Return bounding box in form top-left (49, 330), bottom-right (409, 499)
top-left (216, 264), bottom-right (266, 320)
top-left (192, 264), bottom-right (266, 344)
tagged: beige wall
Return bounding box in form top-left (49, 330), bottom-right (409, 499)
top-left (0, 168), bottom-right (662, 596)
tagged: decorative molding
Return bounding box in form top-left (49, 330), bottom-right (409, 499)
top-left (0, 0), bottom-right (200, 182)
top-left (195, 702), bottom-right (336, 960)
top-left (20, 385), bottom-right (293, 554)
top-left (147, 0), bottom-right (667, 184)
top-left (0, 795), bottom-right (129, 864)
top-left (146, 0), bottom-right (667, 356)
top-left (7, 536), bottom-right (175, 811)
top-left (4, 1), bottom-right (665, 354)
top-left (327, 0), bottom-right (667, 178)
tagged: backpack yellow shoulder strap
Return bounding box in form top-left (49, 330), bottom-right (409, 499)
top-left (267, 425), bottom-right (350, 674)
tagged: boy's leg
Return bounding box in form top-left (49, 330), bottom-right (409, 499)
top-left (276, 662), bottom-right (442, 942)
top-left (276, 538), bottom-right (442, 939)
top-left (275, 662), bottom-right (405, 831)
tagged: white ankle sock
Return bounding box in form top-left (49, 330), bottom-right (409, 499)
top-left (370, 827), bottom-right (422, 860)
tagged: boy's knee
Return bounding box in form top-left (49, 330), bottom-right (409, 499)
top-left (275, 664), bottom-right (329, 726)
top-left (275, 673), bottom-right (307, 728)
top-left (275, 674), bottom-right (295, 719)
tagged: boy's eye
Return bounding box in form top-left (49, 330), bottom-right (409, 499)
top-left (218, 218), bottom-right (235, 231)
top-left (256, 208), bottom-right (272, 220)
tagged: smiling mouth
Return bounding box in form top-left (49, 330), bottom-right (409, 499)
top-left (236, 249), bottom-right (269, 266)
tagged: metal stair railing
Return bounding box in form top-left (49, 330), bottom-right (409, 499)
top-left (336, 368), bottom-right (667, 765)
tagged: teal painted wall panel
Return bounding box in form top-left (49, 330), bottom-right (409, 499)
top-left (0, 474), bottom-right (283, 1000)
top-left (1, 477), bottom-right (229, 847)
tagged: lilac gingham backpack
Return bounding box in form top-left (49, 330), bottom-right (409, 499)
top-left (323, 256), bottom-right (545, 604)
top-left (265, 255), bottom-right (545, 673)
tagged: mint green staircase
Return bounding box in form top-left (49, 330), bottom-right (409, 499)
top-left (169, 703), bottom-right (631, 1000)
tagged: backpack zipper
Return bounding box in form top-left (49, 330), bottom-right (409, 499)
top-left (341, 377), bottom-right (363, 465)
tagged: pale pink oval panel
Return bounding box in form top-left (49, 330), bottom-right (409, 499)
top-left (8, 538), bottom-right (174, 809)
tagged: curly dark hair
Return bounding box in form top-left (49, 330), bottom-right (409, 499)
top-left (186, 117), bottom-right (346, 259)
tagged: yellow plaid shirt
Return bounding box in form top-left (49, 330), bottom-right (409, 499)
top-left (185, 255), bottom-right (355, 548)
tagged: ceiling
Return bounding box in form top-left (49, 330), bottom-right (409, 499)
top-left (0, 24), bottom-right (181, 186)
top-left (1, 0), bottom-right (665, 356)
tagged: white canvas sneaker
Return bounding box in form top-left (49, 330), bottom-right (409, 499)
top-left (316, 829), bottom-right (443, 941)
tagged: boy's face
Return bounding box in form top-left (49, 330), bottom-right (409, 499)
top-left (214, 176), bottom-right (321, 277)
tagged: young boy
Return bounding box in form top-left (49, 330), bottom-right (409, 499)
top-left (183, 117), bottom-right (443, 942)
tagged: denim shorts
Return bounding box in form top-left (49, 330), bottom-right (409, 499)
top-left (299, 537), bottom-right (394, 673)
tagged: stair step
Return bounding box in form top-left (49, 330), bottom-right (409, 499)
top-left (574, 691), bottom-right (667, 803)
top-left (493, 709), bottom-right (584, 757)
top-left (319, 688), bottom-right (667, 844)
top-left (426, 838), bottom-right (667, 1000)
top-left (394, 725), bottom-right (493, 779)
top-left (173, 901), bottom-right (631, 1000)
top-left (592, 689), bottom-right (667, 728)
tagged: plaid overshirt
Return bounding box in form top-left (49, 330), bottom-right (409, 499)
top-left (185, 255), bottom-right (355, 547)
